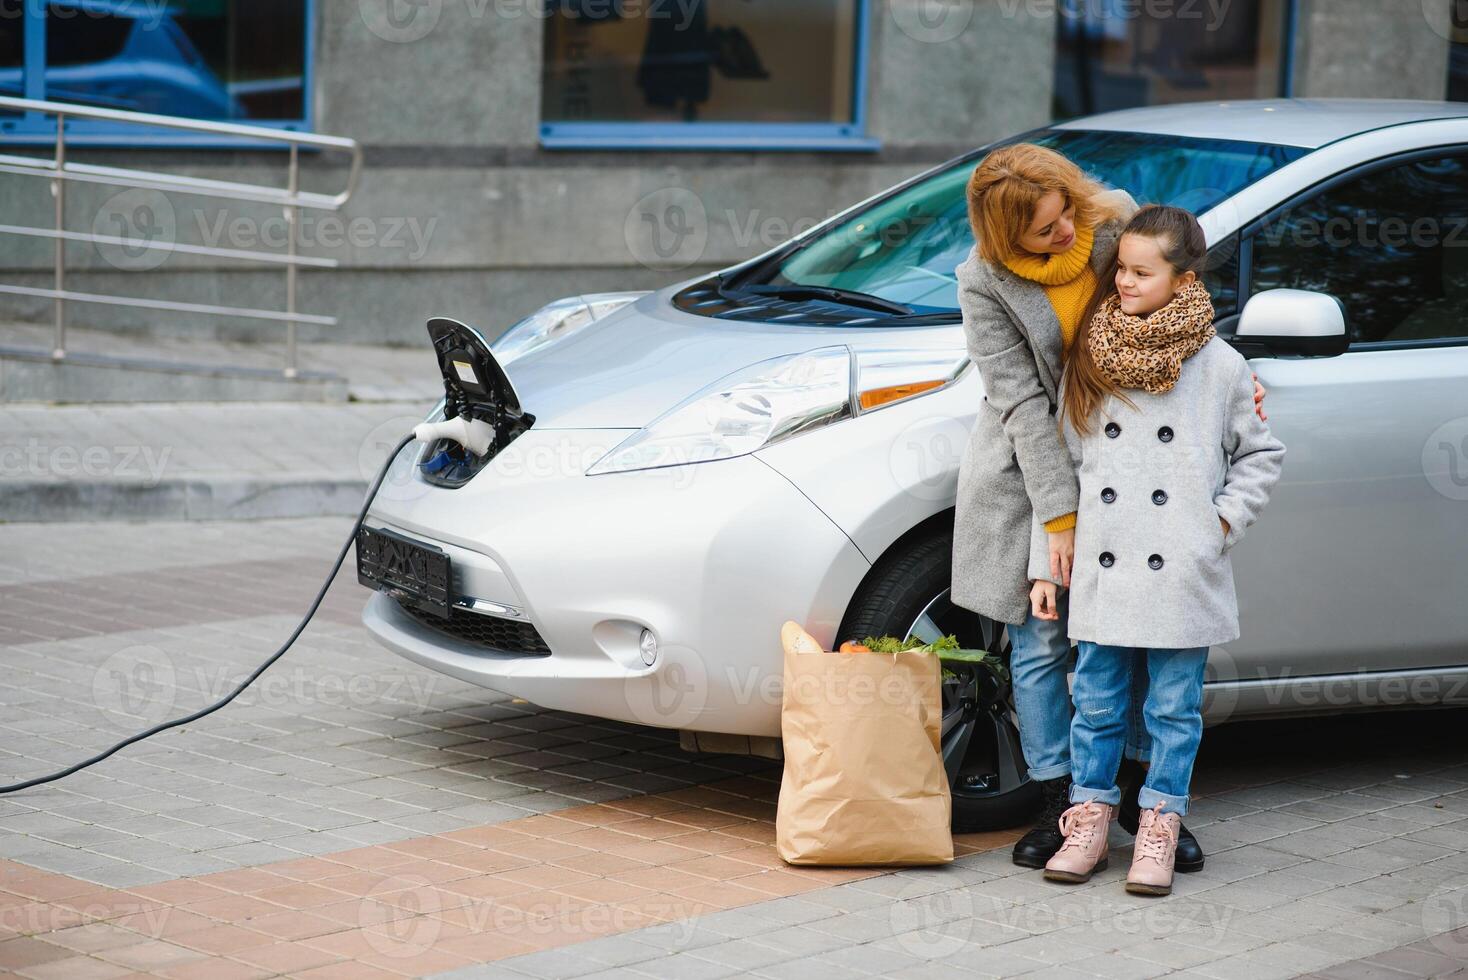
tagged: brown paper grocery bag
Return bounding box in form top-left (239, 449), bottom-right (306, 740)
top-left (775, 621), bottom-right (953, 866)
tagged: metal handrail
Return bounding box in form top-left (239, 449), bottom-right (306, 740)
top-left (0, 95), bottom-right (364, 378)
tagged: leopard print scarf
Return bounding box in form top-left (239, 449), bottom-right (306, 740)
top-left (1086, 278), bottom-right (1216, 394)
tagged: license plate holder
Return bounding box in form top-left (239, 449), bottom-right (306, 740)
top-left (356, 526), bottom-right (451, 619)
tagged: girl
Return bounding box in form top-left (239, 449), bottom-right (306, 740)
top-left (1026, 205), bottom-right (1285, 896)
top-left (955, 144), bottom-right (1266, 869)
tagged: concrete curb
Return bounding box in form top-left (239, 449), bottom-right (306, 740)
top-left (0, 476), bottom-right (371, 523)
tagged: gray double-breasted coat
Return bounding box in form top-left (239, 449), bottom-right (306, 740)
top-left (1026, 336), bottom-right (1287, 649)
top-left (950, 190), bottom-right (1135, 626)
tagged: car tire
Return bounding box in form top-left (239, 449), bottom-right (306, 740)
top-left (836, 529), bottom-right (1041, 833)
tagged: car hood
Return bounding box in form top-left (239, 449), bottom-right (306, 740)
top-left (497, 284), bottom-right (965, 429)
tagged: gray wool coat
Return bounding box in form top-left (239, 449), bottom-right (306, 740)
top-left (950, 190), bottom-right (1135, 626)
top-left (1027, 336), bottom-right (1287, 649)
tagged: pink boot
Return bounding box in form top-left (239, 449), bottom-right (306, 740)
top-left (1126, 802), bottom-right (1180, 896)
top-left (1042, 800), bottom-right (1113, 883)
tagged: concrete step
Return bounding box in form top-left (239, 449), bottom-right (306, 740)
top-left (0, 344), bottom-right (349, 404)
top-left (0, 401), bottom-right (437, 523)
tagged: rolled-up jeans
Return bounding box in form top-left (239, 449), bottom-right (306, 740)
top-left (1068, 641), bottom-right (1209, 815)
top-left (1008, 585), bottom-right (1149, 782)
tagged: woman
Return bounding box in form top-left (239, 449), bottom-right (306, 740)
top-left (950, 143), bottom-right (1267, 871)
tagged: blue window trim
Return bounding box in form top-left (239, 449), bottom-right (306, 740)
top-left (540, 0), bottom-right (878, 152)
top-left (2, 0), bottom-right (316, 149)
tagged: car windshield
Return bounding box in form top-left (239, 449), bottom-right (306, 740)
top-left (755, 129), bottom-right (1309, 316)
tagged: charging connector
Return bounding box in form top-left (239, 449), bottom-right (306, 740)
top-left (413, 415), bottom-right (494, 457)
top-left (0, 433), bottom-right (418, 796)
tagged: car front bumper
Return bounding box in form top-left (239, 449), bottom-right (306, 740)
top-left (359, 428), bottom-right (871, 737)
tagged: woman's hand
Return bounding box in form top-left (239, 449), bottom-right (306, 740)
top-left (1252, 372), bottom-right (1267, 422)
top-left (1047, 527), bottom-right (1074, 588)
top-left (1220, 515), bottom-right (1231, 541)
top-left (1029, 580), bottom-right (1060, 621)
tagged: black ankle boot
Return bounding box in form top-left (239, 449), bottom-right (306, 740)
top-left (1116, 757), bottom-right (1204, 872)
top-left (1011, 775), bottom-right (1074, 868)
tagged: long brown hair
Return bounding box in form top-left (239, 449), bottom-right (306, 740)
top-left (1061, 205), bottom-right (1209, 437)
top-left (966, 142), bottom-right (1125, 267)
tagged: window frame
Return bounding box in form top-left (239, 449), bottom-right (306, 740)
top-left (538, 0), bottom-right (878, 152)
top-left (1236, 144), bottom-right (1468, 352)
top-left (1, 0), bottom-right (316, 148)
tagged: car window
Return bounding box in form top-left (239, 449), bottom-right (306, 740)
top-left (1247, 153), bottom-right (1468, 345)
top-left (46, 5), bottom-right (134, 67)
top-left (761, 129), bottom-right (1307, 316)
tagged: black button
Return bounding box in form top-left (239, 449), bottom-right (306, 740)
top-left (1099, 552), bottom-right (1115, 567)
top-left (1148, 554), bottom-right (1164, 570)
top-left (1101, 487), bottom-right (1117, 503)
top-left (1152, 489), bottom-right (1167, 505)
top-left (1157, 425), bottom-right (1174, 443)
top-left (1105, 422), bottom-right (1121, 439)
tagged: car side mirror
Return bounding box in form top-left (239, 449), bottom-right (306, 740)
top-left (1234, 288), bottom-right (1348, 357)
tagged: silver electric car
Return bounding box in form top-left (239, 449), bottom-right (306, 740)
top-left (360, 99), bottom-right (1468, 831)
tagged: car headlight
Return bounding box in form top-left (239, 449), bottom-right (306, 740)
top-left (491, 292), bottom-right (649, 364)
top-left (586, 345), bottom-right (970, 476)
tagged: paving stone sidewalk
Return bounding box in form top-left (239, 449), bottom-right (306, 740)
top-left (1, 517), bottom-right (1467, 978)
top-left (0, 401), bottom-right (437, 522)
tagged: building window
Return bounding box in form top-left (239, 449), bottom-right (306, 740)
top-left (1053, 0), bottom-right (1293, 120)
top-left (0, 0), bottom-right (312, 143)
top-left (540, 0), bottom-right (875, 150)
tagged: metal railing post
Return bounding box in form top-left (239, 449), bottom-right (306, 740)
top-left (52, 112), bottom-right (65, 360)
top-left (285, 143), bottom-right (299, 379)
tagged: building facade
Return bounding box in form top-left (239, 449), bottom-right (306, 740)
top-left (0, 0), bottom-right (1463, 346)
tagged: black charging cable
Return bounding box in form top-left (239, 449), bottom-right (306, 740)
top-left (0, 433), bottom-right (417, 795)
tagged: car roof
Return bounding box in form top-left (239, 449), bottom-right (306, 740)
top-left (1053, 98), bottom-right (1468, 149)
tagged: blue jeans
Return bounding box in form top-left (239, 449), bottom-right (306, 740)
top-left (1008, 587), bottom-right (1149, 782)
top-left (1068, 641), bottom-right (1209, 815)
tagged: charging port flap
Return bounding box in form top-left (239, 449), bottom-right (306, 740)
top-left (429, 317), bottom-right (525, 421)
top-left (421, 317), bottom-right (535, 488)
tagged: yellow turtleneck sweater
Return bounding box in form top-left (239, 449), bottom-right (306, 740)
top-left (1001, 221), bottom-right (1097, 534)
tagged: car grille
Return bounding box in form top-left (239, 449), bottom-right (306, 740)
top-left (396, 600), bottom-right (552, 656)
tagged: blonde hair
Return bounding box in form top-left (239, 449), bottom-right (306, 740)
top-left (966, 142), bottom-right (1125, 267)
